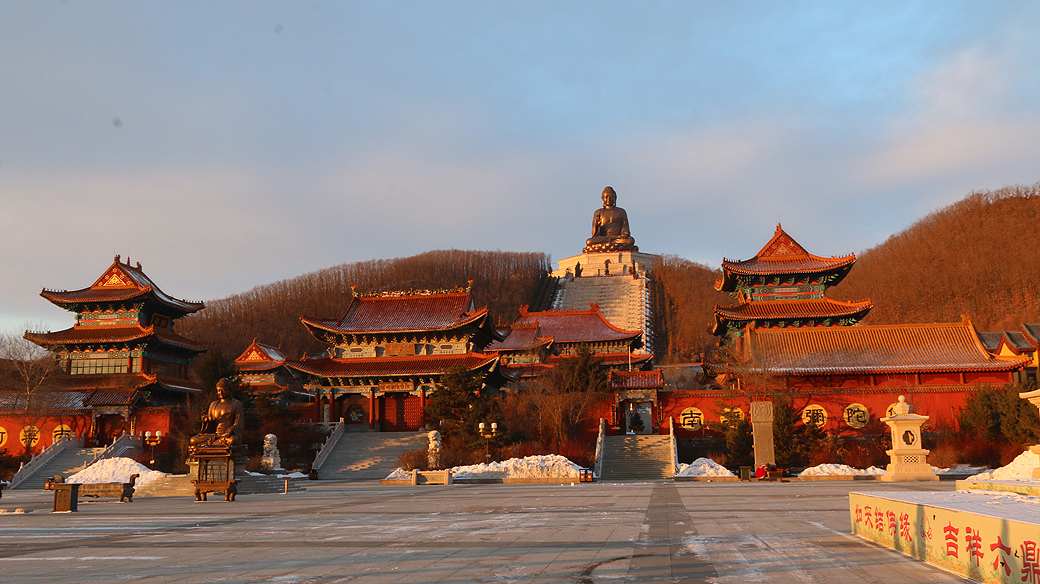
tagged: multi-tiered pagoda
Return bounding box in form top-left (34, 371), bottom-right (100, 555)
top-left (21, 256), bottom-right (206, 447)
top-left (286, 288), bottom-right (511, 431)
top-left (712, 225), bottom-right (873, 338)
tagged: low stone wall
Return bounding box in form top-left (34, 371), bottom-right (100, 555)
top-left (850, 489), bottom-right (1040, 584)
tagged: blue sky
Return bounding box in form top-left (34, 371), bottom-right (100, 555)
top-left (2, 2), bottom-right (1038, 334)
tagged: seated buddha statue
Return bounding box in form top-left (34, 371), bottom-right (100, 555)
top-left (585, 186), bottom-right (638, 253)
top-left (190, 378), bottom-right (245, 448)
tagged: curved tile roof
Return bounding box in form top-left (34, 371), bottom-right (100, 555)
top-left (714, 298), bottom-right (873, 320)
top-left (485, 325), bottom-right (554, 352)
top-left (717, 225), bottom-right (856, 291)
top-left (746, 320), bottom-right (1030, 375)
top-left (514, 305), bottom-right (642, 344)
top-left (609, 370), bottom-right (662, 389)
top-left (41, 256), bottom-right (204, 314)
top-left (287, 352), bottom-right (501, 378)
top-left (233, 340), bottom-right (287, 371)
top-left (301, 292), bottom-right (494, 335)
top-left (25, 325), bottom-right (208, 352)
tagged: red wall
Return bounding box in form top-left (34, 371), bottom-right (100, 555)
top-left (0, 413), bottom-right (92, 457)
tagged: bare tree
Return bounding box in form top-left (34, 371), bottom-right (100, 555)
top-left (0, 327), bottom-right (60, 457)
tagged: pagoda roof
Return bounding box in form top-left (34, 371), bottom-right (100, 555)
top-left (712, 297), bottom-right (873, 334)
top-left (0, 373), bottom-right (200, 413)
top-left (716, 225), bottom-right (856, 291)
top-left (287, 352), bottom-right (505, 380)
top-left (47, 372), bottom-right (202, 393)
top-left (233, 339), bottom-right (287, 372)
top-left (609, 370), bottom-right (662, 389)
top-left (546, 352), bottom-right (653, 368)
top-left (485, 324), bottom-right (555, 353)
top-left (301, 291), bottom-right (503, 341)
top-left (977, 331), bottom-right (1035, 355)
top-left (40, 256), bottom-right (204, 316)
top-left (0, 390), bottom-right (92, 412)
top-left (1019, 324), bottom-right (1040, 348)
top-left (744, 318), bottom-right (1030, 376)
top-left (513, 305), bottom-right (643, 346)
top-left (24, 325), bottom-right (209, 352)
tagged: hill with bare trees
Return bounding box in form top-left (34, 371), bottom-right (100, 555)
top-left (178, 249), bottom-right (552, 360)
top-left (834, 182), bottom-right (1040, 329)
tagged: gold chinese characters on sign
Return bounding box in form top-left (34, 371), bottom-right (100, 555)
top-left (843, 403), bottom-right (869, 429)
top-left (20, 425), bottom-right (41, 448)
top-left (52, 424), bottom-right (74, 442)
top-left (801, 405), bottom-right (828, 428)
top-left (720, 407), bottom-right (745, 427)
top-left (679, 407), bottom-right (703, 431)
top-left (0, 425), bottom-right (7, 448)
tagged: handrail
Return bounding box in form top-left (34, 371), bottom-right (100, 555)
top-left (311, 418), bottom-right (345, 473)
top-left (8, 434), bottom-right (86, 489)
top-left (88, 434), bottom-right (144, 466)
top-left (668, 417), bottom-right (679, 477)
top-left (594, 418), bottom-right (606, 479)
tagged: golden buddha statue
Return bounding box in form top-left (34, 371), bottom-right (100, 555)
top-left (585, 186), bottom-right (638, 253)
top-left (190, 378), bottom-right (245, 447)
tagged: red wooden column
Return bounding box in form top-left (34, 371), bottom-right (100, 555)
top-left (419, 389), bottom-right (427, 428)
top-left (369, 390), bottom-right (376, 429)
top-left (313, 391), bottom-right (321, 422)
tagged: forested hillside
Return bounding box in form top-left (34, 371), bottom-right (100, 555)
top-left (651, 256), bottom-right (728, 361)
top-left (179, 250), bottom-right (552, 360)
top-left (834, 182), bottom-right (1040, 329)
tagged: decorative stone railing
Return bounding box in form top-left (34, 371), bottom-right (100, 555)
top-left (594, 418), bottom-right (606, 479)
top-left (310, 418), bottom-right (345, 477)
top-left (88, 434), bottom-right (144, 467)
top-left (8, 434), bottom-right (86, 489)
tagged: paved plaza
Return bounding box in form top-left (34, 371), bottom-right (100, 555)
top-left (0, 480), bottom-right (969, 583)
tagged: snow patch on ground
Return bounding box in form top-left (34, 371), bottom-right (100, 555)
top-left (67, 457), bottom-right (166, 486)
top-left (674, 458), bottom-right (735, 477)
top-left (799, 464), bottom-right (885, 477)
top-left (932, 464), bottom-right (991, 475)
top-left (385, 455), bottom-right (583, 480)
top-left (968, 450), bottom-right (1040, 480)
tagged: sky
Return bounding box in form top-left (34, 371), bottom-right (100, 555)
top-left (2, 1), bottom-right (1039, 335)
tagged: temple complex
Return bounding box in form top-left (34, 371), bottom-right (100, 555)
top-left (285, 288), bottom-right (511, 431)
top-left (11, 256), bottom-right (206, 453)
top-left (712, 225), bottom-right (872, 339)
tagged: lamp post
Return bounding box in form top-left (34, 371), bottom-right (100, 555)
top-left (478, 422), bottom-right (498, 463)
top-left (144, 431), bottom-right (162, 469)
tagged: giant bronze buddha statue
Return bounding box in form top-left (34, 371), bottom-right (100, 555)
top-left (584, 186), bottom-right (638, 253)
top-left (190, 378), bottom-right (245, 448)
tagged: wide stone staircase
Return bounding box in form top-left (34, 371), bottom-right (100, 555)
top-left (316, 431), bottom-right (428, 481)
top-left (554, 275), bottom-right (649, 336)
top-left (10, 448), bottom-right (105, 490)
top-left (599, 435), bottom-right (673, 481)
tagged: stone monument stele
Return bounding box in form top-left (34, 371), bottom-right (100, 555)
top-left (750, 401), bottom-right (775, 467)
top-left (878, 395), bottom-right (938, 482)
top-left (1017, 387), bottom-right (1040, 479)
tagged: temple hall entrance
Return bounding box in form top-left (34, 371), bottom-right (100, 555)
top-left (623, 401), bottom-right (653, 435)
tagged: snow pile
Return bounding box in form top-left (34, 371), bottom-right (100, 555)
top-left (968, 450), bottom-right (1040, 481)
top-left (674, 457), bottom-right (735, 477)
top-left (67, 457), bottom-right (166, 486)
top-left (384, 454), bottom-right (583, 480)
top-left (385, 468), bottom-right (411, 480)
top-left (799, 463), bottom-right (885, 477)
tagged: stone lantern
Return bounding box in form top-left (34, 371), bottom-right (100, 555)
top-left (878, 395), bottom-right (938, 482)
top-left (1018, 388), bottom-right (1040, 479)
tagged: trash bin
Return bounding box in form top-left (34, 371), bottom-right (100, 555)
top-left (53, 483), bottom-right (79, 513)
top-left (739, 466), bottom-right (753, 481)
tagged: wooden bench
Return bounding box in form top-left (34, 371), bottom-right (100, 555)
top-left (45, 475), bottom-right (138, 502)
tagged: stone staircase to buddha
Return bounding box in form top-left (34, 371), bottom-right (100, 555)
top-left (10, 448), bottom-right (105, 490)
top-left (553, 275), bottom-right (649, 337)
top-left (134, 472), bottom-right (306, 497)
top-left (315, 431), bottom-right (428, 481)
top-left (599, 435), bottom-right (673, 481)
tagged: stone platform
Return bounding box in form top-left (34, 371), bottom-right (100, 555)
top-left (850, 484), bottom-right (1040, 584)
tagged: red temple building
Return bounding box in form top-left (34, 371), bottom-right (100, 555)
top-left (712, 225), bottom-right (873, 339)
top-left (7, 256), bottom-right (206, 455)
top-left (286, 289), bottom-right (512, 431)
top-left (230, 340), bottom-right (310, 407)
top-left (486, 304), bottom-right (652, 385)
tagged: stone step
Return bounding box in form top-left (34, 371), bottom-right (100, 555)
top-left (12, 448), bottom-right (106, 490)
top-left (317, 431), bottom-right (427, 480)
top-left (600, 435), bottom-right (674, 481)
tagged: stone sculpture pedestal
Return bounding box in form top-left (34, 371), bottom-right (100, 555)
top-left (750, 401), bottom-right (775, 468)
top-left (878, 395), bottom-right (937, 482)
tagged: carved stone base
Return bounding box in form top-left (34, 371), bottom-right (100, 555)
top-left (583, 242), bottom-right (638, 254)
top-left (878, 449), bottom-right (938, 482)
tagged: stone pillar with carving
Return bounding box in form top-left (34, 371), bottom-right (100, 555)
top-left (750, 401), bottom-right (775, 468)
top-left (1018, 388), bottom-right (1040, 479)
top-left (878, 395), bottom-right (938, 482)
